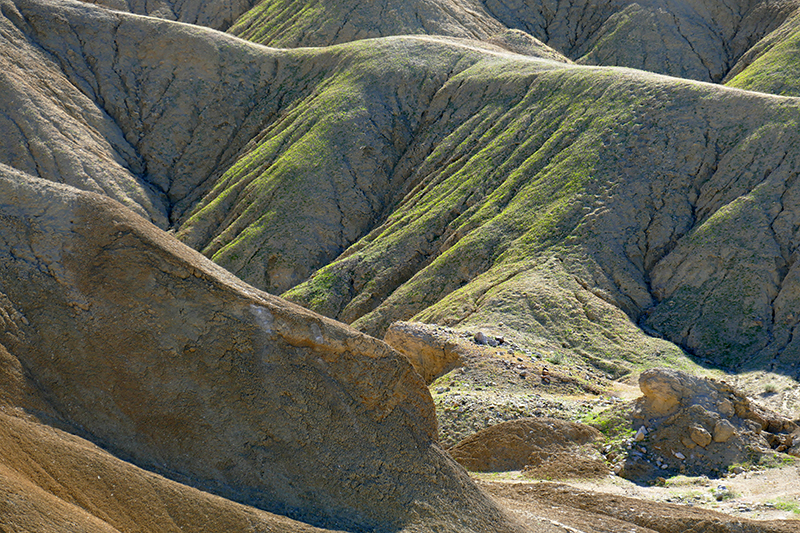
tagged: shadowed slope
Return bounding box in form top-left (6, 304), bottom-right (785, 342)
top-left (0, 165), bottom-right (525, 532)
top-left (80, 0), bottom-right (258, 30)
top-left (0, 2), bottom-right (166, 226)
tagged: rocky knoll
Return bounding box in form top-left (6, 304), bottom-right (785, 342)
top-left (619, 368), bottom-right (800, 480)
top-left (448, 418), bottom-right (607, 477)
top-left (0, 167), bottom-right (524, 532)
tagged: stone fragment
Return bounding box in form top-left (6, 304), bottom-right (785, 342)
top-left (474, 331), bottom-right (488, 345)
top-left (713, 419), bottom-right (737, 443)
top-left (634, 426), bottom-right (646, 442)
top-left (690, 425), bottom-right (713, 448)
top-left (718, 399), bottom-right (735, 418)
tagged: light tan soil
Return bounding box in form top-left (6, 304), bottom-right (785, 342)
top-left (482, 478), bottom-right (800, 533)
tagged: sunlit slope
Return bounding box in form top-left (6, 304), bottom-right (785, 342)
top-left (175, 37), bottom-right (504, 294)
top-left (725, 9), bottom-right (800, 97)
top-left (228, 0), bottom-right (799, 83)
top-left (286, 64), bottom-right (800, 374)
top-left (229, 0), bottom-right (505, 47)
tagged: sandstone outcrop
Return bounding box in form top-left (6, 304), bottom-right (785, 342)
top-left (618, 368), bottom-right (800, 480)
top-left (0, 168), bottom-right (523, 532)
top-left (384, 322), bottom-right (465, 384)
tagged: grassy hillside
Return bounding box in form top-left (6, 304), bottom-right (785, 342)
top-left (725, 10), bottom-right (800, 96)
top-left (228, 0), bottom-right (800, 84)
top-left (8, 0), bottom-right (800, 378)
top-left (285, 63), bottom-right (800, 375)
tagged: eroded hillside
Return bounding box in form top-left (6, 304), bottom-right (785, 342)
top-left (7, 0), bottom-right (800, 376)
top-left (5, 0), bottom-right (800, 530)
top-left (0, 164), bottom-right (529, 532)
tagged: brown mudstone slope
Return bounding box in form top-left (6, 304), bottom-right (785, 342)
top-left (0, 166), bottom-right (525, 533)
top-left (0, 410), bottom-right (345, 533)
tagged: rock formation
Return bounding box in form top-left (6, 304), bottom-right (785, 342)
top-left (0, 167), bottom-right (524, 532)
top-left (618, 368), bottom-right (800, 480)
top-left (384, 322), bottom-right (466, 384)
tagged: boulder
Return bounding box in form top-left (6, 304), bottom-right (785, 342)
top-left (690, 425), bottom-right (713, 448)
top-left (713, 419), bottom-right (737, 443)
top-left (624, 368), bottom-right (800, 481)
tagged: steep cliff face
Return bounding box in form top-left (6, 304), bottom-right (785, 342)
top-left (0, 167), bottom-right (523, 532)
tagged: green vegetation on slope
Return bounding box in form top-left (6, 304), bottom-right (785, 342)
top-left (286, 60), bottom-right (800, 375)
top-left (725, 10), bottom-right (800, 96)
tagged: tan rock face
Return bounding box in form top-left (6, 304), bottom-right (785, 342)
top-left (0, 168), bottom-right (521, 532)
top-left (638, 368), bottom-right (692, 416)
top-left (689, 425), bottom-right (713, 448)
top-left (713, 419), bottom-right (737, 443)
top-left (384, 322), bottom-right (464, 384)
